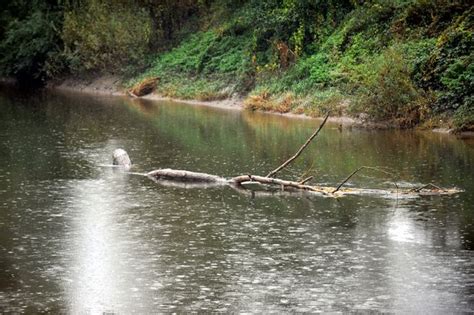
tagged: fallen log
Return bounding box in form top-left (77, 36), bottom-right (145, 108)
top-left (230, 174), bottom-right (331, 196)
top-left (143, 169), bottom-right (461, 197)
top-left (113, 112), bottom-right (462, 198)
top-left (147, 169), bottom-right (227, 184)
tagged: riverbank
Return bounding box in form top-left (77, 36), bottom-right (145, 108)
top-left (50, 76), bottom-right (392, 129)
top-left (53, 76), bottom-right (474, 135)
top-left (2, 2), bottom-right (472, 132)
top-left (0, 74), bottom-right (465, 135)
top-left (51, 76), bottom-right (473, 134)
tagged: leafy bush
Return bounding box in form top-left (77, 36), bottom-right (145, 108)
top-left (400, 0), bottom-right (471, 35)
top-left (62, 0), bottom-right (152, 73)
top-left (352, 47), bottom-right (429, 126)
top-left (414, 7), bottom-right (473, 129)
top-left (0, 9), bottom-right (62, 83)
top-left (139, 30), bottom-right (252, 76)
top-left (453, 100), bottom-right (474, 130)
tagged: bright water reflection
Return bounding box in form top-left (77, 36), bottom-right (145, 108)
top-left (0, 88), bottom-right (473, 313)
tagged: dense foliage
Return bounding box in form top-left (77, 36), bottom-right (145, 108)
top-left (62, 0), bottom-right (152, 73)
top-left (0, 0), bottom-right (63, 84)
top-left (0, 0), bottom-right (472, 129)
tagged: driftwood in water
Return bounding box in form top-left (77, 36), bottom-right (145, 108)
top-left (144, 168), bottom-right (460, 197)
top-left (115, 114), bottom-right (461, 198)
top-left (147, 169), bottom-right (226, 184)
top-left (332, 166), bottom-right (398, 193)
top-left (231, 175), bottom-right (330, 196)
top-left (112, 148), bottom-right (132, 169)
top-left (144, 115), bottom-right (332, 193)
top-left (128, 77), bottom-right (159, 97)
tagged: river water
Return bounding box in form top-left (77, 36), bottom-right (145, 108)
top-left (0, 88), bottom-right (473, 313)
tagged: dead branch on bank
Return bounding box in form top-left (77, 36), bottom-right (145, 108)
top-left (128, 77), bottom-right (160, 97)
top-left (139, 114), bottom-right (461, 198)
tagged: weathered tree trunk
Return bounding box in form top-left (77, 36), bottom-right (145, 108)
top-left (147, 169), bottom-right (226, 184)
top-left (143, 168), bottom-right (460, 197)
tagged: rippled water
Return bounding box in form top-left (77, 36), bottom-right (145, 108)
top-left (0, 88), bottom-right (473, 313)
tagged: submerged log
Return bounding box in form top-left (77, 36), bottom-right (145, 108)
top-left (112, 148), bottom-right (132, 169)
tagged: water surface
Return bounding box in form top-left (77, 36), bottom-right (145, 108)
top-left (0, 88), bottom-right (473, 313)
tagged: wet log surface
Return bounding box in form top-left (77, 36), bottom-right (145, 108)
top-left (147, 169), bottom-right (227, 184)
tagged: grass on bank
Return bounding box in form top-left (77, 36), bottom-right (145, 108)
top-left (128, 29), bottom-right (253, 101)
top-left (127, 1), bottom-right (473, 130)
top-left (1, 0), bottom-right (471, 129)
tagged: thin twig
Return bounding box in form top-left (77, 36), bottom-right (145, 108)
top-left (332, 166), bottom-right (399, 194)
top-left (297, 160), bottom-right (316, 183)
top-left (267, 114), bottom-right (329, 178)
top-left (411, 183), bottom-right (446, 193)
top-left (332, 167), bottom-right (365, 193)
top-left (298, 176), bottom-right (313, 185)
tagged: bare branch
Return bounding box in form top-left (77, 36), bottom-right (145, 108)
top-left (410, 183), bottom-right (446, 193)
top-left (298, 176), bottom-right (313, 184)
top-left (267, 113), bottom-right (329, 178)
top-left (332, 167), bottom-right (365, 193)
top-left (332, 166), bottom-right (399, 194)
top-left (231, 174), bottom-right (330, 196)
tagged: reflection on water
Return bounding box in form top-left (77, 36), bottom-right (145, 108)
top-left (0, 89), bottom-right (473, 313)
top-left (66, 177), bottom-right (149, 313)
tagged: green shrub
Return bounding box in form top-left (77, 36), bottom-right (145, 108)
top-left (453, 100), bottom-right (474, 130)
top-left (139, 30), bottom-right (252, 77)
top-left (416, 8), bottom-right (473, 109)
top-left (401, 0), bottom-right (472, 35)
top-left (0, 9), bottom-right (62, 82)
top-left (352, 47), bottom-right (428, 126)
top-left (62, 0), bottom-right (152, 73)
